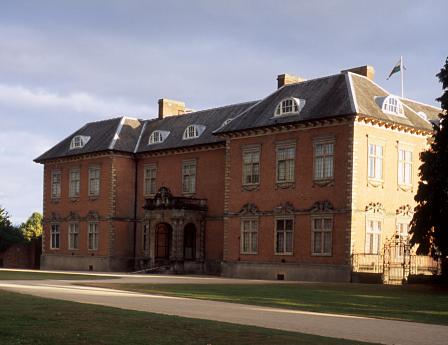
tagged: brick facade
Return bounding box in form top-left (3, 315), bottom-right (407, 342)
top-left (36, 67), bottom-right (440, 281)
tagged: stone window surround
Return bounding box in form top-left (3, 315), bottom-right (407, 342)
top-left (275, 140), bottom-right (297, 187)
top-left (69, 166), bottom-right (81, 198)
top-left (240, 217), bottom-right (259, 255)
top-left (68, 222), bottom-right (80, 251)
top-left (143, 163), bottom-right (158, 197)
top-left (182, 158), bottom-right (197, 195)
top-left (396, 141), bottom-right (415, 192)
top-left (365, 211), bottom-right (383, 254)
top-left (50, 223), bottom-right (60, 250)
top-left (310, 214), bottom-right (333, 256)
top-left (366, 135), bottom-right (386, 188)
top-left (88, 165), bottom-right (101, 197)
top-left (312, 135), bottom-right (335, 186)
top-left (241, 144), bottom-right (261, 188)
top-left (274, 216), bottom-right (294, 256)
top-left (87, 222), bottom-right (99, 251)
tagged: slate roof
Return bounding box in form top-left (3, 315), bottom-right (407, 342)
top-left (135, 101), bottom-right (257, 153)
top-left (35, 69), bottom-right (442, 163)
top-left (216, 74), bottom-right (354, 134)
top-left (34, 117), bottom-right (143, 162)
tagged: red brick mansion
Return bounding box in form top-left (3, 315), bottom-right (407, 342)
top-left (35, 65), bottom-right (440, 281)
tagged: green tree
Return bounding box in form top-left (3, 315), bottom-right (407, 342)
top-left (19, 212), bottom-right (43, 241)
top-left (410, 57), bottom-right (448, 277)
top-left (0, 206), bottom-right (23, 252)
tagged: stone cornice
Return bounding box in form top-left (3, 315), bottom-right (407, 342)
top-left (355, 114), bottom-right (432, 136)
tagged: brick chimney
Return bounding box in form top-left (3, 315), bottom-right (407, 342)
top-left (341, 65), bottom-right (375, 81)
top-left (277, 73), bottom-right (306, 89)
top-left (158, 98), bottom-right (187, 119)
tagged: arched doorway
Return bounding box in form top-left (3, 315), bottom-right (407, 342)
top-left (183, 223), bottom-right (196, 260)
top-left (155, 223), bottom-right (172, 260)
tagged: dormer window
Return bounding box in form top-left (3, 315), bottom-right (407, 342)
top-left (183, 124), bottom-right (206, 140)
top-left (274, 97), bottom-right (305, 116)
top-left (222, 118), bottom-right (233, 127)
top-left (148, 130), bottom-right (170, 145)
top-left (382, 96), bottom-right (404, 117)
top-left (70, 135), bottom-right (90, 150)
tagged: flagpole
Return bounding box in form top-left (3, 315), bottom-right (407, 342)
top-left (400, 56), bottom-right (404, 98)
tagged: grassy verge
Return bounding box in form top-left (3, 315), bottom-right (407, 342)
top-left (81, 282), bottom-right (448, 325)
top-left (0, 270), bottom-right (117, 280)
top-left (0, 290), bottom-right (379, 345)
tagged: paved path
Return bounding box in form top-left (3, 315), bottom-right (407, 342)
top-left (1, 276), bottom-right (447, 345)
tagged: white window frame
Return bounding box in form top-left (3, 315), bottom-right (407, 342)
top-left (144, 164), bottom-right (157, 196)
top-left (368, 143), bottom-right (384, 181)
top-left (398, 147), bottom-right (412, 187)
top-left (240, 218), bottom-right (258, 254)
top-left (88, 222), bottom-right (99, 251)
top-left (313, 138), bottom-right (335, 181)
top-left (242, 146), bottom-right (261, 186)
top-left (148, 130), bottom-right (170, 145)
top-left (276, 143), bottom-right (296, 183)
top-left (275, 217), bottom-right (294, 255)
top-left (68, 223), bottom-right (80, 250)
top-left (50, 224), bottom-right (60, 250)
top-left (396, 216), bottom-right (412, 239)
top-left (70, 135), bottom-right (91, 150)
top-left (182, 160), bottom-right (197, 194)
top-left (382, 96), bottom-right (404, 117)
top-left (88, 166), bottom-right (100, 196)
top-left (51, 169), bottom-right (61, 199)
top-left (182, 125), bottom-right (206, 140)
top-left (365, 216), bottom-right (383, 254)
top-left (311, 216), bottom-right (333, 256)
top-left (274, 97), bottom-right (305, 117)
top-left (69, 168), bottom-right (80, 198)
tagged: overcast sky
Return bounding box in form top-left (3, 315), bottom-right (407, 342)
top-left (0, 0), bottom-right (446, 225)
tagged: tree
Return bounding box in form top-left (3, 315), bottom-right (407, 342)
top-left (0, 206), bottom-right (23, 252)
top-left (19, 212), bottom-right (43, 241)
top-left (410, 57), bottom-right (448, 277)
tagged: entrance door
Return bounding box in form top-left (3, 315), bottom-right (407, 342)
top-left (155, 223), bottom-right (172, 259)
top-left (183, 223), bottom-right (196, 260)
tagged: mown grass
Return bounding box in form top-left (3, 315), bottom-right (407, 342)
top-left (0, 269), bottom-right (117, 280)
top-left (0, 290), bottom-right (379, 345)
top-left (82, 282), bottom-right (448, 325)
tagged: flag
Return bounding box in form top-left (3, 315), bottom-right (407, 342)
top-left (387, 59), bottom-right (406, 80)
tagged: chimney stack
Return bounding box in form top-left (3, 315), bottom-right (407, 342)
top-left (158, 98), bottom-right (187, 119)
top-left (277, 73), bottom-right (306, 89)
top-left (341, 65), bottom-right (375, 81)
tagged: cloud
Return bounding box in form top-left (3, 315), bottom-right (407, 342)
top-left (0, 84), bottom-right (153, 117)
top-left (0, 131), bottom-right (53, 225)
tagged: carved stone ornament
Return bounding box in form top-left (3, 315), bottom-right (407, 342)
top-left (310, 200), bottom-right (334, 213)
top-left (86, 211), bottom-right (100, 221)
top-left (239, 203), bottom-right (260, 216)
top-left (67, 211), bottom-right (80, 221)
top-left (365, 202), bottom-right (385, 214)
top-left (49, 212), bottom-right (62, 222)
top-left (396, 204), bottom-right (414, 217)
top-left (273, 202), bottom-right (295, 215)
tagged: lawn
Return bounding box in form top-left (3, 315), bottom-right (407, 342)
top-left (0, 290), bottom-right (379, 345)
top-left (82, 282), bottom-right (448, 325)
top-left (0, 269), bottom-right (117, 280)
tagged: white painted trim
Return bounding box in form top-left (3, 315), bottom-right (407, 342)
top-left (134, 121), bottom-right (147, 153)
top-left (345, 72), bottom-right (359, 113)
top-left (109, 117), bottom-right (127, 150)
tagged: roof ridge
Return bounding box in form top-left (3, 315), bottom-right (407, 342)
top-left (108, 117), bottom-right (127, 150)
top-left (134, 121), bottom-right (148, 153)
top-left (345, 72), bottom-right (358, 113)
top-left (400, 97), bottom-right (442, 111)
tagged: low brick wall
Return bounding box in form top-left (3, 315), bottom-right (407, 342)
top-left (0, 238), bottom-right (41, 269)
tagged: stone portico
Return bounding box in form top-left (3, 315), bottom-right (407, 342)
top-left (140, 187), bottom-right (207, 273)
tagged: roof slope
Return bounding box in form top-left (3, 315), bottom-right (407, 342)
top-left (216, 74), bottom-right (354, 134)
top-left (34, 117), bottom-right (143, 162)
top-left (135, 101), bottom-right (257, 153)
top-left (349, 73), bottom-right (435, 131)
